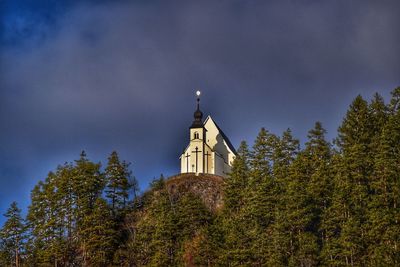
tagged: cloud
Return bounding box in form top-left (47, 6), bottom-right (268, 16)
top-left (0, 0), bottom-right (399, 218)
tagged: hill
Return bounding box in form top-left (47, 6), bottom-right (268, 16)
top-left (165, 173), bottom-right (225, 212)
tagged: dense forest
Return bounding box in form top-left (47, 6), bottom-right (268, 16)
top-left (1, 88), bottom-right (400, 266)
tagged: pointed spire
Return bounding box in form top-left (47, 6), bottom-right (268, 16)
top-left (191, 90), bottom-right (203, 128)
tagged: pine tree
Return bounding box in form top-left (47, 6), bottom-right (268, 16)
top-left (250, 128), bottom-right (273, 180)
top-left (224, 141), bottom-right (250, 213)
top-left (369, 93), bottom-right (388, 148)
top-left (72, 151), bottom-right (105, 224)
top-left (123, 179), bottom-right (175, 266)
top-left (26, 152), bottom-right (107, 266)
top-left (25, 182), bottom-right (46, 261)
top-left (125, 177), bottom-right (214, 266)
top-left (219, 130), bottom-right (278, 266)
top-left (185, 221), bottom-right (223, 267)
top-left (281, 122), bottom-right (332, 266)
top-left (366, 88), bottom-right (400, 265)
top-left (304, 122), bottom-right (334, 262)
top-left (26, 171), bottom-right (66, 265)
top-left (273, 128), bottom-right (300, 179)
top-left (0, 202), bottom-right (26, 267)
top-left (176, 193), bottom-right (212, 241)
top-left (54, 163), bottom-right (77, 264)
top-left (150, 174), bottom-right (165, 191)
top-left (325, 95), bottom-right (377, 265)
top-left (144, 188), bottom-right (177, 266)
top-left (105, 151), bottom-right (134, 217)
top-left (248, 128), bottom-right (278, 265)
top-left (249, 128), bottom-right (277, 224)
top-left (267, 129), bottom-right (300, 266)
top-left (305, 122), bottom-right (333, 211)
top-left (220, 141), bottom-right (254, 266)
top-left (0, 241), bottom-right (9, 267)
top-left (79, 198), bottom-right (117, 266)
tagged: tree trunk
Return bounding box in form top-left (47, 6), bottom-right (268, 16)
top-left (15, 248), bottom-right (19, 267)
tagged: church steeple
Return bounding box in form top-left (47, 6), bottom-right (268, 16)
top-left (190, 90), bottom-right (203, 128)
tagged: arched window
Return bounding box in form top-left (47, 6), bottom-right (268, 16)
top-left (194, 132), bottom-right (199, 139)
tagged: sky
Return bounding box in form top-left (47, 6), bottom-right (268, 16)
top-left (0, 0), bottom-right (399, 222)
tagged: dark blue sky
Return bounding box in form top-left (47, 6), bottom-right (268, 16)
top-left (1, 0), bottom-right (399, 223)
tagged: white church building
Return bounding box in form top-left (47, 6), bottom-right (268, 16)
top-left (180, 92), bottom-right (237, 178)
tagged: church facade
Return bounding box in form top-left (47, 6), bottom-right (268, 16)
top-left (180, 92), bottom-right (237, 178)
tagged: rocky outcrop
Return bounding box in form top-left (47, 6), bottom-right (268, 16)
top-left (165, 173), bottom-right (225, 212)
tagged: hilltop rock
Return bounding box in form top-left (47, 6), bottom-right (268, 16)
top-left (165, 173), bottom-right (225, 212)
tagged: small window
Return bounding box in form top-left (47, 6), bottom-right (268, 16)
top-left (194, 132), bottom-right (199, 139)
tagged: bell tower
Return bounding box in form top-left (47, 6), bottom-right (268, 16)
top-left (188, 91), bottom-right (205, 174)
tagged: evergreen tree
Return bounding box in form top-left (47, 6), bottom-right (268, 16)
top-left (369, 93), bottom-right (388, 148)
top-left (250, 128), bottom-right (274, 180)
top-left (273, 128), bottom-right (300, 179)
top-left (25, 182), bottom-right (46, 262)
top-left (224, 141), bottom-right (250, 212)
top-left (79, 198), bottom-right (117, 266)
top-left (366, 88), bottom-right (400, 265)
top-left (185, 221), bottom-right (223, 267)
top-left (105, 151), bottom-right (134, 217)
top-left (26, 171), bottom-right (67, 265)
top-left (54, 163), bottom-right (78, 264)
top-left (0, 241), bottom-right (9, 267)
top-left (248, 128), bottom-right (278, 265)
top-left (268, 129), bottom-right (300, 266)
top-left (220, 141), bottom-right (254, 266)
top-left (0, 202), bottom-right (26, 267)
top-left (134, 185), bottom-right (178, 266)
top-left (26, 152), bottom-right (107, 266)
top-left (248, 128), bottom-right (277, 224)
top-left (305, 122), bottom-right (333, 218)
top-left (125, 178), bottom-right (213, 266)
top-left (72, 151), bottom-right (105, 225)
top-left (324, 95), bottom-right (377, 265)
top-left (304, 122), bottom-right (334, 264)
top-left (149, 174), bottom-right (165, 191)
top-left (281, 122), bottom-right (332, 266)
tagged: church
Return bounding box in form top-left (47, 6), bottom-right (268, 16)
top-left (180, 91), bottom-right (237, 178)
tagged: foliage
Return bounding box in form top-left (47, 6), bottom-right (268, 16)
top-left (0, 202), bottom-right (26, 267)
top-left (2, 88), bottom-right (400, 266)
